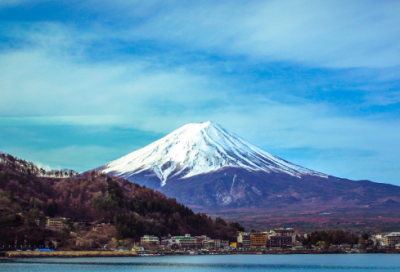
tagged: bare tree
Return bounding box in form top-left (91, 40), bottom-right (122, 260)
top-left (68, 169), bottom-right (76, 178)
top-left (51, 240), bottom-right (59, 249)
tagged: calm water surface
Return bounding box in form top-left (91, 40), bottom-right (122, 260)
top-left (1, 254), bottom-right (400, 271)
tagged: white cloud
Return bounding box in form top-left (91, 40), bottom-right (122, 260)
top-left (0, 27), bottom-right (232, 119)
top-left (1, 21), bottom-right (400, 184)
top-left (91, 0), bottom-right (400, 68)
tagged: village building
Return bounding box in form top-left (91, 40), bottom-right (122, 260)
top-left (140, 235), bottom-right (160, 246)
top-left (221, 240), bottom-right (229, 248)
top-left (272, 228), bottom-right (296, 244)
top-left (250, 232), bottom-right (268, 248)
top-left (385, 232), bottom-right (400, 248)
top-left (267, 235), bottom-right (293, 249)
top-left (175, 234), bottom-right (197, 249)
top-left (45, 217), bottom-right (67, 231)
top-left (237, 232), bottom-right (251, 249)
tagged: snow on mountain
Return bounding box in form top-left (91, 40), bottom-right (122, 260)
top-left (98, 121), bottom-right (328, 186)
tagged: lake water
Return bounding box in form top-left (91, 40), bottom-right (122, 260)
top-left (1, 254), bottom-right (400, 271)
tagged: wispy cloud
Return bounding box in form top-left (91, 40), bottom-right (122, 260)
top-left (85, 0), bottom-right (400, 68)
top-left (364, 90), bottom-right (400, 106)
top-left (1, 2), bottom-right (400, 184)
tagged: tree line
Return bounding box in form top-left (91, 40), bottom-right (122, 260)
top-left (0, 152), bottom-right (78, 178)
top-left (298, 230), bottom-right (375, 249)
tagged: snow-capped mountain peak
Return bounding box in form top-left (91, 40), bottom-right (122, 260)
top-left (97, 121), bottom-right (327, 186)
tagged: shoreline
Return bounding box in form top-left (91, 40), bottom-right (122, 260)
top-left (3, 249), bottom-right (400, 259)
top-left (4, 251), bottom-right (138, 258)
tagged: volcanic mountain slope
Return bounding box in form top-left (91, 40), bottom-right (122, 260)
top-left (96, 122), bottom-right (400, 215)
top-left (97, 121), bottom-right (327, 184)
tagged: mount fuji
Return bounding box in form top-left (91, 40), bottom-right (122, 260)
top-left (97, 121), bottom-right (327, 186)
top-left (96, 121), bottom-right (400, 224)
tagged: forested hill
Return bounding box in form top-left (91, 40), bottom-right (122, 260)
top-left (0, 152), bottom-right (244, 247)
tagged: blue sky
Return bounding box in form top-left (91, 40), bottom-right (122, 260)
top-left (1, 0), bottom-right (400, 185)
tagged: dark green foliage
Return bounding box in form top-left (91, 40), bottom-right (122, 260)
top-left (107, 177), bottom-right (124, 205)
top-left (25, 209), bottom-right (46, 228)
top-left (61, 219), bottom-right (75, 232)
top-left (216, 217), bottom-right (227, 226)
top-left (47, 199), bottom-right (58, 217)
top-left (300, 230), bottom-right (359, 247)
top-left (1, 190), bottom-right (17, 203)
top-left (91, 194), bottom-right (118, 216)
top-left (115, 213), bottom-right (143, 240)
top-left (229, 221), bottom-right (245, 232)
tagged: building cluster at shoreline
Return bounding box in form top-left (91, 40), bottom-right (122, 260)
top-left (42, 217), bottom-right (400, 251)
top-left (139, 228), bottom-right (298, 251)
top-left (140, 234), bottom-right (230, 250)
top-left (138, 229), bottom-right (400, 251)
top-left (234, 228), bottom-right (296, 250)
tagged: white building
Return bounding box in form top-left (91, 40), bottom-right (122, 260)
top-left (237, 232), bottom-right (250, 249)
top-left (385, 232), bottom-right (400, 247)
top-left (140, 235), bottom-right (160, 245)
